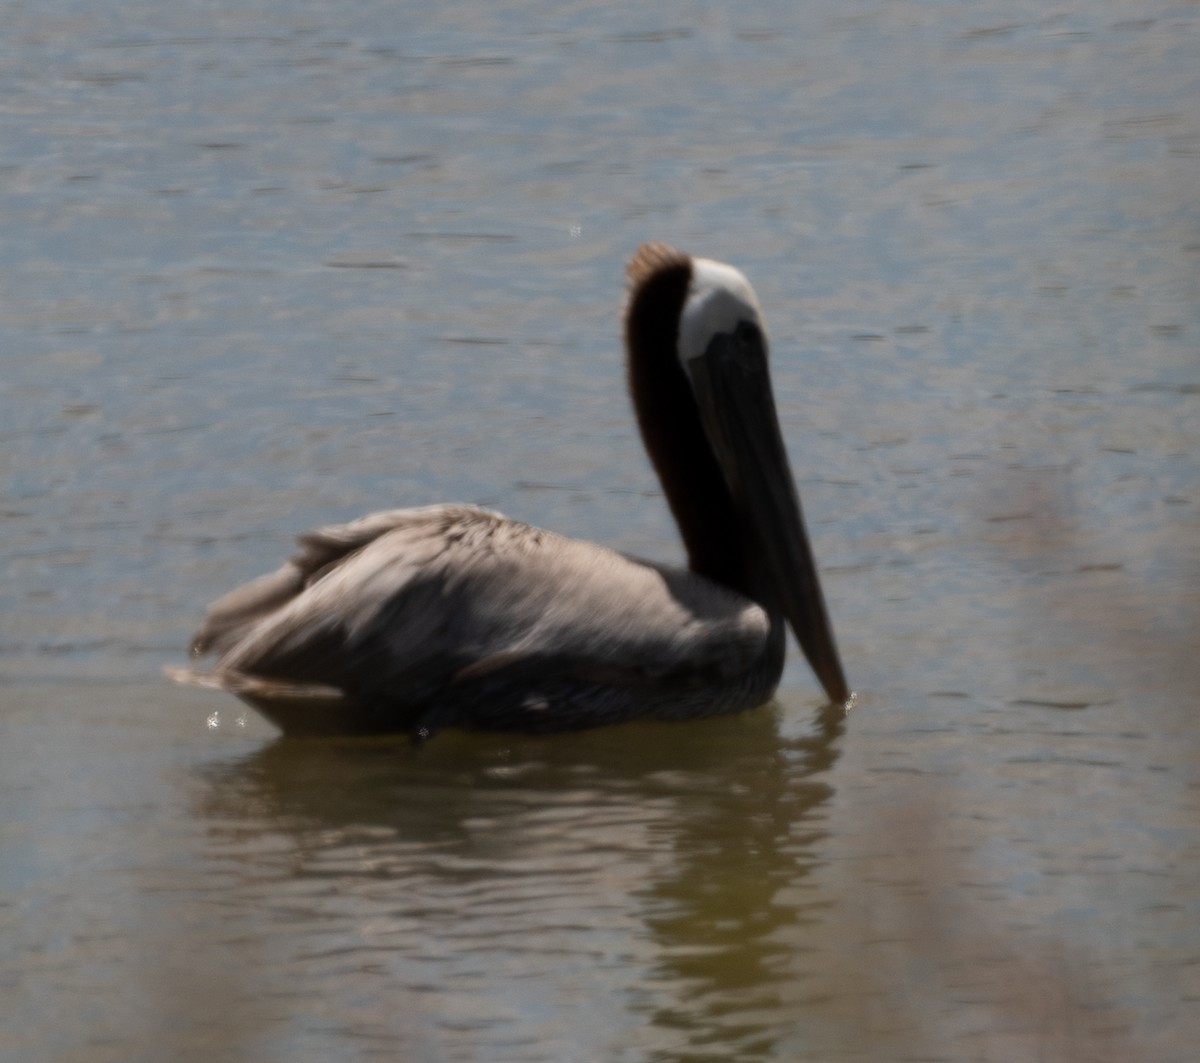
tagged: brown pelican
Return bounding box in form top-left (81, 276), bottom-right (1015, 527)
top-left (169, 243), bottom-right (850, 736)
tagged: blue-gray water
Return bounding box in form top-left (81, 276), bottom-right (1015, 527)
top-left (1, 2), bottom-right (1197, 1060)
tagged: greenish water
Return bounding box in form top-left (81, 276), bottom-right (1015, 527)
top-left (2, 1), bottom-right (1197, 1060)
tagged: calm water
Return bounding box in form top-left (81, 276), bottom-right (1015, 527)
top-left (2, 1), bottom-right (1198, 1060)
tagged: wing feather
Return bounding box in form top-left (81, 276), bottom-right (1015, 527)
top-left (187, 504), bottom-right (769, 725)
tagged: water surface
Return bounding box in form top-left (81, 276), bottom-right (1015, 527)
top-left (1, 1), bottom-right (1197, 1060)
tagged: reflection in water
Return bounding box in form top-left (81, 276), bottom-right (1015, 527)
top-left (636, 708), bottom-right (841, 1059)
top-left (195, 705), bottom-right (843, 1059)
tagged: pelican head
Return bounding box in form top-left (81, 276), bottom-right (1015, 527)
top-left (625, 243), bottom-right (850, 705)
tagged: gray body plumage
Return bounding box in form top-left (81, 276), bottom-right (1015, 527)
top-left (185, 504), bottom-right (783, 735)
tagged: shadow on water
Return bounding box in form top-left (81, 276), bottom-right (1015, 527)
top-left (193, 702), bottom-right (845, 1059)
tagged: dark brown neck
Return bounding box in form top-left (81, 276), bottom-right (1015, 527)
top-left (624, 250), bottom-right (753, 598)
